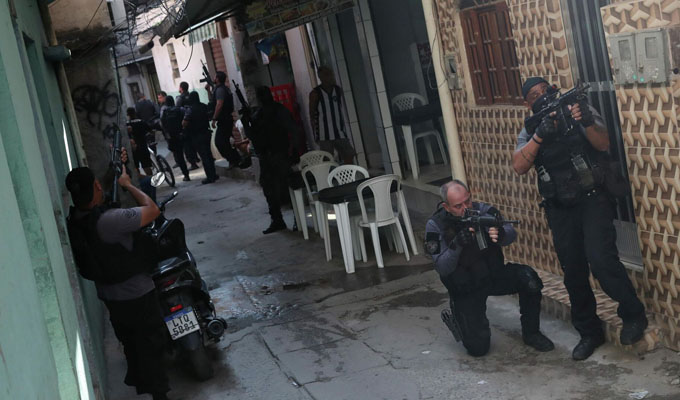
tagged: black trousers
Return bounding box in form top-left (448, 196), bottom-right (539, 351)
top-left (104, 290), bottom-right (169, 395)
top-left (191, 133), bottom-right (217, 180)
top-left (440, 263), bottom-right (543, 357)
top-left (183, 134), bottom-right (199, 164)
top-left (168, 137), bottom-right (188, 177)
top-left (259, 152), bottom-right (290, 222)
top-left (215, 121), bottom-right (241, 165)
top-left (545, 191), bottom-right (645, 338)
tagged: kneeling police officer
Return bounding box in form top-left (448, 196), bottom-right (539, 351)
top-left (425, 180), bottom-right (554, 356)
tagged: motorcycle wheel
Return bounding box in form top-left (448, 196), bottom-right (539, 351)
top-left (188, 342), bottom-right (214, 381)
top-left (157, 155), bottom-right (176, 187)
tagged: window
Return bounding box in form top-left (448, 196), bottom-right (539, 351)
top-left (461, 2), bottom-right (522, 105)
top-left (167, 43), bottom-right (180, 79)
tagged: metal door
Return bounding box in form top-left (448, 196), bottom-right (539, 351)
top-left (562, 0), bottom-right (643, 269)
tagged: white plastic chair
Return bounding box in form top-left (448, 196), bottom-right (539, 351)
top-left (391, 93), bottom-right (448, 179)
top-left (299, 150), bottom-right (334, 170)
top-left (293, 150), bottom-right (335, 235)
top-left (356, 175), bottom-right (410, 268)
top-left (327, 165), bottom-right (369, 187)
top-left (327, 165), bottom-right (370, 261)
top-left (301, 161), bottom-right (338, 260)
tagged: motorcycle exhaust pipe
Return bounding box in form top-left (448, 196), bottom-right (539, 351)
top-left (207, 318), bottom-right (226, 338)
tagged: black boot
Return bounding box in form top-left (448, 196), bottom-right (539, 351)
top-left (523, 331), bottom-right (555, 352)
top-left (263, 219), bottom-right (286, 234)
top-left (620, 315), bottom-right (648, 345)
top-left (572, 335), bottom-right (605, 360)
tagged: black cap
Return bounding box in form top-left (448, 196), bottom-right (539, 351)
top-left (65, 167), bottom-right (95, 208)
top-left (521, 77), bottom-right (549, 99)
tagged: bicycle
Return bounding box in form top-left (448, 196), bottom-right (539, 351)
top-left (146, 132), bottom-right (175, 187)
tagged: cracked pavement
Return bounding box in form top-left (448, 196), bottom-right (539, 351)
top-left (105, 170), bottom-right (680, 400)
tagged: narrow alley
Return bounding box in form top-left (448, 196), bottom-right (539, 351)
top-left (104, 166), bottom-right (680, 400)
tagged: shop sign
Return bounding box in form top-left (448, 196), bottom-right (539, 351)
top-left (244, 0), bottom-right (355, 41)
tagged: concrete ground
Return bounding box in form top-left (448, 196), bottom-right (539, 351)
top-left (105, 161), bottom-right (680, 400)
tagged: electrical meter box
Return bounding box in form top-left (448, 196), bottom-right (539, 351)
top-left (610, 33), bottom-right (637, 84)
top-left (635, 28), bottom-right (669, 84)
top-left (443, 53), bottom-right (461, 90)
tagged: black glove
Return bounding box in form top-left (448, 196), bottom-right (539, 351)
top-left (535, 115), bottom-right (558, 140)
top-left (451, 228), bottom-right (474, 249)
top-left (578, 101), bottom-right (595, 128)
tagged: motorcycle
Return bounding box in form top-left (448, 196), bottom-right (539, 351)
top-left (146, 191), bottom-right (227, 381)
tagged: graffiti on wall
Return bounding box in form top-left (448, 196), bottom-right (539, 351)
top-left (71, 80), bottom-right (119, 129)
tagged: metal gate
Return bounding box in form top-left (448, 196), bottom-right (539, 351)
top-left (561, 0), bottom-right (643, 269)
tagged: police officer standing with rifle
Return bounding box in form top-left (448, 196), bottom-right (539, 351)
top-left (425, 180), bottom-right (554, 357)
top-left (65, 127), bottom-right (170, 399)
top-left (238, 85), bottom-right (302, 234)
top-left (513, 77), bottom-right (647, 360)
top-left (209, 70), bottom-right (243, 168)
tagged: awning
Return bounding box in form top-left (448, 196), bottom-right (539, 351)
top-left (188, 23), bottom-right (217, 45)
top-left (156, 0), bottom-right (242, 44)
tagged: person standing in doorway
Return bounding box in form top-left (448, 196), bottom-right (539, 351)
top-left (309, 66), bottom-right (356, 164)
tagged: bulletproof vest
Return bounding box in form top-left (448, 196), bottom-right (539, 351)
top-left (533, 126), bottom-right (605, 206)
top-left (66, 206), bottom-right (156, 284)
top-left (161, 106), bottom-right (184, 136)
top-left (250, 104), bottom-right (290, 155)
top-left (186, 103), bottom-right (210, 137)
top-left (429, 206), bottom-right (504, 295)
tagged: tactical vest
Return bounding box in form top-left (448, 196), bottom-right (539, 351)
top-left (429, 206), bottom-right (505, 295)
top-left (533, 127), bottom-right (605, 206)
top-left (67, 206), bottom-right (156, 284)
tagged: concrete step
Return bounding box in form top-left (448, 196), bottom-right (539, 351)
top-left (538, 269), bottom-right (661, 353)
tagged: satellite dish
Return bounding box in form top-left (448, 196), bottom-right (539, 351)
top-left (150, 172), bottom-right (166, 187)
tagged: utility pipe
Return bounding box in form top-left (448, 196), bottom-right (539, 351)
top-left (420, 0), bottom-right (466, 184)
top-left (38, 0), bottom-right (88, 167)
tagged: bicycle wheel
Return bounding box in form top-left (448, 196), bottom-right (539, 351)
top-left (157, 155), bottom-right (176, 187)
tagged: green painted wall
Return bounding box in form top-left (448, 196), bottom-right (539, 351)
top-left (0, 1), bottom-right (100, 399)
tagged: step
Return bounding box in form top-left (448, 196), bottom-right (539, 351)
top-left (538, 269), bottom-right (661, 353)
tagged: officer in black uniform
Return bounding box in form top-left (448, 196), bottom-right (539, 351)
top-left (246, 86), bottom-right (302, 234)
top-left (512, 77), bottom-right (647, 360)
top-left (425, 180), bottom-right (554, 357)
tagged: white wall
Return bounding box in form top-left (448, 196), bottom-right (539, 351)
top-left (151, 36), bottom-right (211, 102)
top-left (285, 26), bottom-right (315, 149)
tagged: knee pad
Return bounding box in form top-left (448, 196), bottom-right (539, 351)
top-left (518, 265), bottom-right (543, 294)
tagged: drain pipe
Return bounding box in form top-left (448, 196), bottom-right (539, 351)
top-left (38, 0), bottom-right (87, 167)
top-left (421, 0), bottom-right (466, 184)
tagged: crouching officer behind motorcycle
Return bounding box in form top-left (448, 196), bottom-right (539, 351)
top-left (425, 180), bottom-right (554, 357)
top-left (65, 148), bottom-right (171, 400)
top-left (512, 77), bottom-right (647, 361)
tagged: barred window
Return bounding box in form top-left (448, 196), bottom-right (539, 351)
top-left (461, 2), bottom-right (523, 105)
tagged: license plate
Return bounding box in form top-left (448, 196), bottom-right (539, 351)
top-left (164, 307), bottom-right (200, 340)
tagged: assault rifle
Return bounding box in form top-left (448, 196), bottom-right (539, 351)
top-left (109, 124), bottom-right (123, 208)
top-left (232, 80), bottom-right (251, 125)
top-left (199, 60), bottom-right (214, 92)
top-left (450, 209), bottom-right (519, 251)
top-left (524, 82), bottom-right (591, 136)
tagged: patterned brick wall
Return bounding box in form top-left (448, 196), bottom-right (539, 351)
top-left (435, 0), bottom-right (677, 349)
top-left (601, 0), bottom-right (680, 349)
top-left (434, 0), bottom-right (570, 277)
